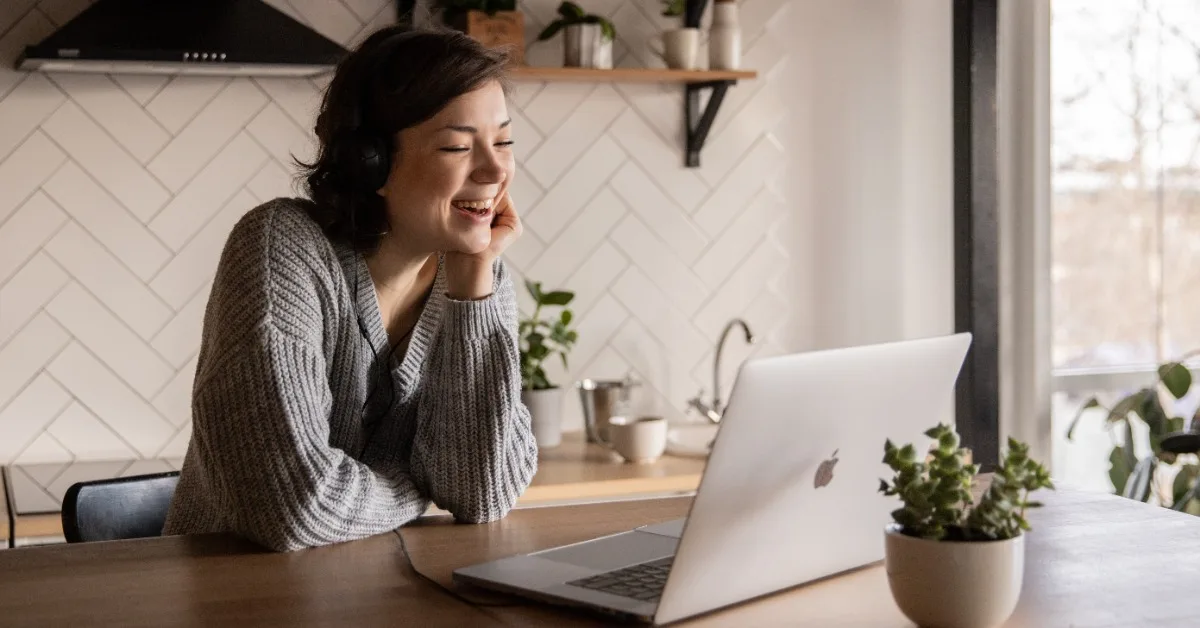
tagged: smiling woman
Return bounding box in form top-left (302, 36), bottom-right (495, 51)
top-left (160, 26), bottom-right (538, 552)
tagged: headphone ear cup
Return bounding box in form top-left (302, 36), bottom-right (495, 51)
top-left (358, 135), bottom-right (390, 192)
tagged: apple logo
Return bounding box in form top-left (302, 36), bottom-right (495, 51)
top-left (814, 449), bottom-right (839, 489)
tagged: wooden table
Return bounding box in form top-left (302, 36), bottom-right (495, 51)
top-left (2, 487), bottom-right (1199, 626)
top-left (0, 431), bottom-right (706, 545)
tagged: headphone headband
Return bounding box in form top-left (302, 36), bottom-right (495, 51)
top-left (347, 28), bottom-right (414, 193)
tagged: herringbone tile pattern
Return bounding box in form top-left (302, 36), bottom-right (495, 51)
top-left (0, 0), bottom-right (792, 466)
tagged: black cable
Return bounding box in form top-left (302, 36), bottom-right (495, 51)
top-left (354, 266), bottom-right (400, 459)
top-left (394, 528), bottom-right (528, 609)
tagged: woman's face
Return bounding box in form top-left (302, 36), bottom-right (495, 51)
top-left (377, 80), bottom-right (514, 256)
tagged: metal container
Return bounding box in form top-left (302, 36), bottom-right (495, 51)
top-left (563, 23), bottom-right (612, 69)
top-left (576, 377), bottom-right (637, 444)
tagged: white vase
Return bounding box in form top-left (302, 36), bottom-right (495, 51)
top-left (563, 24), bottom-right (613, 69)
top-left (708, 0), bottom-right (741, 70)
top-left (884, 524), bottom-right (1024, 628)
top-left (522, 388), bottom-right (564, 448)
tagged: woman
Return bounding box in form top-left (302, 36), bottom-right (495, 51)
top-left (161, 26), bottom-right (539, 552)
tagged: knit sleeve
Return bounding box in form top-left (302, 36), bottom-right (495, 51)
top-left (188, 325), bottom-right (430, 552)
top-left (410, 259), bottom-right (539, 523)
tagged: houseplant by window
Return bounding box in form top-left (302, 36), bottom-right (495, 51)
top-left (880, 424), bottom-right (1053, 628)
top-left (1066, 357), bottom-right (1200, 513)
top-left (519, 279), bottom-right (578, 448)
top-left (537, 1), bottom-right (615, 69)
top-left (435, 0), bottom-right (526, 65)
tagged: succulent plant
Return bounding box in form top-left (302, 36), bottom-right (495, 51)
top-left (880, 424), bottom-right (1054, 541)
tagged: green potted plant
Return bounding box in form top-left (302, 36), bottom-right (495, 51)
top-left (537, 1), bottom-right (615, 69)
top-left (880, 424), bottom-right (1053, 628)
top-left (1066, 356), bottom-right (1200, 513)
top-left (434, 0), bottom-right (526, 65)
top-left (519, 279), bottom-right (579, 448)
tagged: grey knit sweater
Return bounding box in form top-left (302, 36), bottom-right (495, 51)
top-left (161, 197), bottom-right (539, 551)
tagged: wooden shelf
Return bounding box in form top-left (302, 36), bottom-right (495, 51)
top-left (509, 66), bottom-right (757, 84)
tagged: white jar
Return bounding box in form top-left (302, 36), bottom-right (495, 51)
top-left (709, 0), bottom-right (741, 70)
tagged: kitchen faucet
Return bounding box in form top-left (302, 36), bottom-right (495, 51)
top-left (687, 318), bottom-right (756, 423)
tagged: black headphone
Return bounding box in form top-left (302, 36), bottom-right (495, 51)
top-left (342, 27), bottom-right (416, 196)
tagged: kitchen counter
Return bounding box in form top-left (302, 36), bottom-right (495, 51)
top-left (2, 430), bottom-right (705, 545)
top-left (523, 430), bottom-right (705, 505)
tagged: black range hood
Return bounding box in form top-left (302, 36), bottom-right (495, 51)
top-left (16, 0), bottom-right (349, 77)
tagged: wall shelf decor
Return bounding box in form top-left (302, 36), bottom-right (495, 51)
top-left (406, 0), bottom-right (754, 167)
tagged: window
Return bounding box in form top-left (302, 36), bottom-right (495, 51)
top-left (1051, 0), bottom-right (1200, 492)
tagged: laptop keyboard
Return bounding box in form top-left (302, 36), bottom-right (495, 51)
top-left (567, 556), bottom-right (674, 602)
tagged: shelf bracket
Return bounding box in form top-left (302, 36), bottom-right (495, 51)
top-left (685, 80), bottom-right (734, 168)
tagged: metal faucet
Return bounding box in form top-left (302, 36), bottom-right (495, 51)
top-left (687, 318), bottom-right (756, 423)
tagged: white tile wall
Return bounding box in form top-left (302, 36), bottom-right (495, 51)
top-left (0, 0), bottom-right (794, 465)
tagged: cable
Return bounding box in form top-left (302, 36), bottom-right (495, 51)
top-left (354, 264), bottom-right (401, 459)
top-left (394, 528), bottom-right (528, 609)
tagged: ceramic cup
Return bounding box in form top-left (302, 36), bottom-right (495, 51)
top-left (650, 28), bottom-right (702, 70)
top-left (607, 416), bottom-right (668, 463)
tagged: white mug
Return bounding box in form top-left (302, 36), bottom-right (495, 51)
top-left (650, 28), bottom-right (702, 70)
top-left (607, 416), bottom-right (668, 464)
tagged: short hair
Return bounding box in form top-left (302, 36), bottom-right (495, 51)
top-left (296, 26), bottom-right (510, 253)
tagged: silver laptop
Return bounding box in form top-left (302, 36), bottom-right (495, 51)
top-left (453, 333), bottom-right (972, 625)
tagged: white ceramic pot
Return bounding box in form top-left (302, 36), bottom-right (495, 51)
top-left (522, 388), bottom-right (564, 448)
top-left (563, 23), bottom-right (613, 69)
top-left (884, 524), bottom-right (1024, 628)
top-left (708, 1), bottom-right (741, 70)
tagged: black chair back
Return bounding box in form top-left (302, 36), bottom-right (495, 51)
top-left (61, 471), bottom-right (181, 543)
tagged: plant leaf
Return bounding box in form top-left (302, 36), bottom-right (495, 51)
top-left (1173, 464), bottom-right (1200, 506)
top-left (537, 20), bottom-right (565, 40)
top-left (1160, 362), bottom-right (1192, 399)
top-left (560, 310), bottom-right (573, 326)
top-left (532, 368), bottom-right (551, 390)
top-left (559, 1), bottom-right (585, 19)
top-left (1122, 420), bottom-right (1138, 472)
top-left (1107, 393), bottom-right (1142, 427)
top-left (1109, 446), bottom-right (1132, 495)
top-left (1122, 456), bottom-right (1156, 502)
top-left (524, 279), bottom-right (543, 300)
top-left (599, 18), bottom-right (616, 41)
top-left (1173, 472), bottom-right (1200, 511)
top-left (541, 290), bottom-right (574, 306)
top-left (1134, 388), bottom-right (1168, 436)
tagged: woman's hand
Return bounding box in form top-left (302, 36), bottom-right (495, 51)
top-left (445, 192), bottom-right (522, 300)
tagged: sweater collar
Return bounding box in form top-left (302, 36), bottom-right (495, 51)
top-left (336, 244), bottom-right (446, 400)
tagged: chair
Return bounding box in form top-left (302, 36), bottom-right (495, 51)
top-left (61, 471), bottom-right (181, 543)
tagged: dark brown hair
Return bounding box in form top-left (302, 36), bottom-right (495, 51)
top-left (296, 26), bottom-right (510, 253)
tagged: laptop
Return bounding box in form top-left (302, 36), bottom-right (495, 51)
top-left (453, 333), bottom-right (972, 625)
